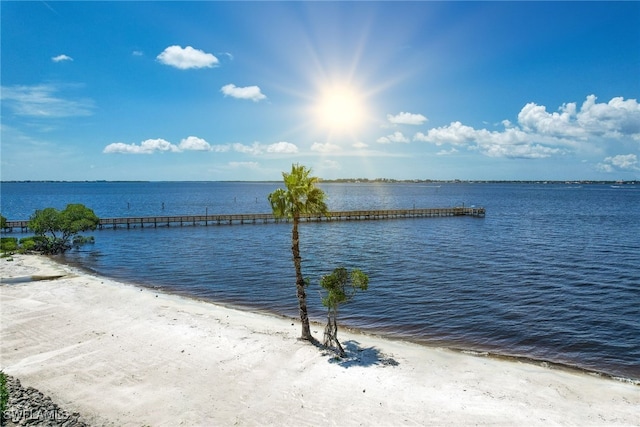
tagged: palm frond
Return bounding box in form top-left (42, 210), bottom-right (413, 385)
top-left (269, 163), bottom-right (328, 218)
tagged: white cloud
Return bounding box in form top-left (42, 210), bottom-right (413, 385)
top-left (387, 112), bottom-right (428, 125)
top-left (414, 122), bottom-right (480, 146)
top-left (597, 154), bottom-right (639, 172)
top-left (221, 84), bottom-right (267, 102)
top-left (266, 141), bottom-right (298, 154)
top-left (311, 142), bottom-right (342, 153)
top-left (232, 142), bottom-right (263, 155)
top-left (482, 143), bottom-right (562, 159)
top-left (436, 148), bottom-right (458, 156)
top-left (103, 142), bottom-right (143, 154)
top-left (414, 95), bottom-right (640, 159)
top-left (414, 122), bottom-right (561, 158)
top-left (211, 144), bottom-right (231, 153)
top-left (577, 95), bottom-right (640, 139)
top-left (231, 141), bottom-right (298, 155)
top-left (52, 54), bottom-right (73, 62)
top-left (179, 136), bottom-right (211, 151)
top-left (518, 101), bottom-right (584, 138)
top-left (157, 45), bottom-right (219, 69)
top-left (377, 131), bottom-right (410, 144)
top-left (103, 136), bottom-right (234, 154)
top-left (596, 163), bottom-right (614, 173)
top-left (518, 95), bottom-right (640, 140)
top-left (132, 50), bottom-right (144, 57)
top-left (103, 138), bottom-right (180, 154)
top-left (353, 141), bottom-right (368, 149)
top-left (0, 83), bottom-right (94, 117)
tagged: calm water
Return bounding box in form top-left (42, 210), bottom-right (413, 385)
top-left (1, 181), bottom-right (639, 381)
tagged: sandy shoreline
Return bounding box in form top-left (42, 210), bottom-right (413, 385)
top-left (1, 255), bottom-right (638, 426)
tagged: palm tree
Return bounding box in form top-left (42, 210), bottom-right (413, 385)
top-left (268, 164), bottom-right (328, 341)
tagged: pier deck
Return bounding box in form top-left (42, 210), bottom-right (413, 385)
top-left (3, 207), bottom-right (485, 232)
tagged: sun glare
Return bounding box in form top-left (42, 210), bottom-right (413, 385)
top-left (315, 85), bottom-right (366, 133)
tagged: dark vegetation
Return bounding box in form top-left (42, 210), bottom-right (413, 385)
top-left (1, 204), bottom-right (99, 256)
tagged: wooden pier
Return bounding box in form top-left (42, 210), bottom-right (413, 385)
top-left (3, 206), bottom-right (485, 232)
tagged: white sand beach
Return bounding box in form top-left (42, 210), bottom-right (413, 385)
top-left (1, 254), bottom-right (638, 426)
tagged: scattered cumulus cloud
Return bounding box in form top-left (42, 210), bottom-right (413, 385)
top-left (232, 141), bottom-right (297, 155)
top-left (387, 112), bottom-right (428, 125)
top-left (103, 138), bottom-right (180, 154)
top-left (311, 142), bottom-right (342, 153)
top-left (414, 122), bottom-right (478, 146)
top-left (0, 83), bottom-right (94, 117)
top-left (179, 136), bottom-right (211, 151)
top-left (517, 102), bottom-right (585, 138)
top-left (232, 142), bottom-right (262, 155)
top-left (436, 148), bottom-right (459, 156)
top-left (577, 95), bottom-right (640, 138)
top-left (103, 137), bottom-right (296, 155)
top-left (52, 54), bottom-right (73, 62)
top-left (221, 84), bottom-right (267, 102)
top-left (414, 123), bottom-right (563, 159)
top-left (596, 154), bottom-right (639, 172)
top-left (482, 143), bottom-right (563, 159)
top-left (515, 95), bottom-right (640, 141)
top-left (377, 131), bottom-right (410, 144)
top-left (353, 141), bottom-right (368, 149)
top-left (103, 137), bottom-right (225, 154)
top-left (608, 153), bottom-right (639, 169)
top-left (413, 95), bottom-right (640, 159)
top-left (157, 45), bottom-right (219, 69)
top-left (211, 144), bottom-right (231, 153)
top-left (266, 141), bottom-right (298, 154)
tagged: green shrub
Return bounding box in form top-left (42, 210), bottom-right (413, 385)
top-left (19, 237), bottom-right (37, 252)
top-left (0, 237), bottom-right (18, 254)
top-left (28, 204), bottom-right (99, 254)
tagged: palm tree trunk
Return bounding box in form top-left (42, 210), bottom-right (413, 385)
top-left (291, 217), bottom-right (312, 340)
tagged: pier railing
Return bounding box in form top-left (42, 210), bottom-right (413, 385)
top-left (3, 206), bottom-right (485, 232)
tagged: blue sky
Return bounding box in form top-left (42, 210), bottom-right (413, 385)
top-left (2, 1), bottom-right (639, 181)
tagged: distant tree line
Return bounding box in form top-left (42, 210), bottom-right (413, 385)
top-left (320, 178), bottom-right (639, 185)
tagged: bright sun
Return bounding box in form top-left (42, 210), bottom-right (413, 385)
top-left (315, 85), bottom-right (366, 133)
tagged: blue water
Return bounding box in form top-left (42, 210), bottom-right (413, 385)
top-left (1, 181), bottom-right (639, 381)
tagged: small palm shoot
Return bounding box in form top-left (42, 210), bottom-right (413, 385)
top-left (320, 267), bottom-right (369, 357)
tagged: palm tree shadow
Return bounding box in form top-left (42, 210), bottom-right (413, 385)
top-left (325, 340), bottom-right (400, 368)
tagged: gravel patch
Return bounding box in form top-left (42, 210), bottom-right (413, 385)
top-left (2, 375), bottom-right (88, 427)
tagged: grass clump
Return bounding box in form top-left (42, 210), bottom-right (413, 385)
top-left (0, 370), bottom-right (8, 418)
